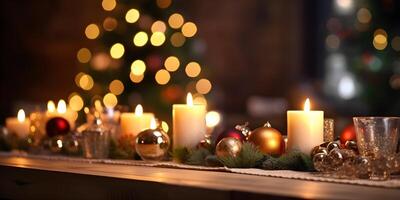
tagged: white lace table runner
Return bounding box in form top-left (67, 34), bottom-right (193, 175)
top-left (1, 151), bottom-right (399, 188)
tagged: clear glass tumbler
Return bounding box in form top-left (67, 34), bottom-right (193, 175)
top-left (353, 117), bottom-right (400, 180)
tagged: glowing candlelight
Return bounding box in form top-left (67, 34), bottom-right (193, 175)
top-left (120, 104), bottom-right (154, 137)
top-left (6, 109), bottom-right (30, 138)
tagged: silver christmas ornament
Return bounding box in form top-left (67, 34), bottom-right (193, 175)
top-left (135, 127), bottom-right (170, 161)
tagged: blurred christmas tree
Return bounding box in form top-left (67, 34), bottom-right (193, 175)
top-left (69, 0), bottom-right (212, 120)
top-left (322, 0), bottom-right (400, 115)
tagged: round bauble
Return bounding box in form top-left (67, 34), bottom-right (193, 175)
top-left (216, 129), bottom-right (246, 145)
top-left (215, 137), bottom-right (242, 158)
top-left (135, 128), bottom-right (170, 161)
top-left (340, 124), bottom-right (356, 145)
top-left (63, 134), bottom-right (81, 154)
top-left (248, 122), bottom-right (284, 155)
top-left (46, 117), bottom-right (70, 137)
top-left (48, 136), bottom-right (64, 153)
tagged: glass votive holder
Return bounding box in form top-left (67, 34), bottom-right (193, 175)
top-left (82, 118), bottom-right (110, 159)
top-left (324, 118), bottom-right (334, 142)
top-left (353, 117), bottom-right (400, 180)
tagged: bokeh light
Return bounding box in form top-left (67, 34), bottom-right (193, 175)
top-left (206, 111), bottom-right (221, 128)
top-left (91, 52), bottom-right (111, 70)
top-left (150, 32), bottom-right (166, 46)
top-left (161, 121), bottom-right (169, 132)
top-left (196, 78), bottom-right (212, 94)
top-left (193, 94), bottom-right (207, 106)
top-left (85, 24), bottom-right (100, 39)
top-left (77, 48), bottom-right (92, 63)
top-left (75, 72), bottom-right (85, 86)
top-left (156, 0), bottom-right (171, 9)
top-left (185, 62), bottom-right (201, 77)
top-left (168, 13), bottom-right (184, 29)
top-left (155, 69), bottom-right (171, 85)
top-left (325, 34), bottom-right (340, 50)
top-left (103, 93), bottom-right (118, 108)
top-left (110, 43), bottom-right (125, 59)
top-left (102, 0), bottom-right (116, 11)
top-left (164, 56), bottom-right (180, 72)
top-left (69, 94), bottom-right (84, 111)
top-left (125, 9), bottom-right (140, 23)
top-left (357, 8), bottom-right (371, 24)
top-left (170, 32), bottom-right (186, 47)
top-left (109, 79), bottom-right (124, 95)
top-left (103, 17), bottom-right (118, 31)
top-left (151, 21), bottom-right (167, 33)
top-left (79, 74), bottom-right (94, 90)
top-left (133, 31), bottom-right (148, 47)
top-left (373, 29), bottom-right (388, 50)
top-left (391, 36), bottom-right (400, 51)
top-left (131, 60), bottom-right (146, 75)
top-left (129, 72), bottom-right (144, 83)
top-left (181, 22), bottom-right (197, 37)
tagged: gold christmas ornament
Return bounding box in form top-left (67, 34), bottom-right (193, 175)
top-left (135, 127), bottom-right (170, 161)
top-left (248, 122), bottom-right (284, 155)
top-left (215, 137), bottom-right (242, 158)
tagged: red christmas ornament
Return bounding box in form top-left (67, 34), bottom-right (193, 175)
top-left (46, 117), bottom-right (71, 137)
top-left (340, 124), bottom-right (356, 145)
top-left (216, 129), bottom-right (246, 145)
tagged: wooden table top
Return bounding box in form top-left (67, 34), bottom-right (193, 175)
top-left (0, 156), bottom-right (399, 200)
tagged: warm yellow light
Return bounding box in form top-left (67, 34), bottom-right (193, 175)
top-left (151, 21), bottom-right (167, 33)
top-left (129, 72), bottom-right (144, 83)
top-left (181, 22), bottom-right (197, 37)
top-left (135, 104), bottom-right (143, 116)
top-left (110, 43), bottom-right (125, 59)
top-left (206, 111), bottom-right (221, 128)
top-left (170, 32), bottom-right (185, 47)
top-left (109, 79), bottom-right (124, 95)
top-left (186, 93), bottom-right (193, 106)
top-left (193, 94), bottom-right (207, 106)
top-left (196, 78), bottom-right (212, 94)
top-left (103, 93), bottom-right (118, 108)
top-left (374, 29), bottom-right (387, 37)
top-left (150, 32), bottom-right (166, 46)
top-left (79, 74), bottom-right (94, 90)
top-left (164, 56), bottom-right (180, 72)
top-left (103, 17), bottom-right (118, 31)
top-left (125, 9), bottom-right (140, 23)
top-left (75, 72), bottom-right (85, 86)
top-left (69, 94), bottom-right (84, 111)
top-left (304, 98), bottom-right (310, 111)
top-left (77, 48), bottom-right (92, 63)
top-left (85, 24), bottom-right (100, 39)
top-left (168, 13), bottom-right (184, 29)
top-left (185, 62), bottom-right (201, 77)
top-left (373, 34), bottom-right (387, 50)
top-left (133, 31), bottom-right (148, 47)
top-left (155, 69), bottom-right (171, 85)
top-left (47, 101), bottom-right (56, 113)
top-left (102, 0), bottom-right (116, 11)
top-left (357, 8), bottom-right (371, 24)
top-left (131, 60), bottom-right (146, 75)
top-left (17, 109), bottom-right (25, 122)
top-left (161, 121), bottom-right (169, 132)
top-left (150, 117), bottom-right (157, 129)
top-left (84, 107), bottom-right (90, 114)
top-left (94, 100), bottom-right (103, 112)
top-left (57, 100), bottom-right (67, 114)
top-left (156, 0), bottom-right (171, 9)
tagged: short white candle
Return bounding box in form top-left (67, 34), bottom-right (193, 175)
top-left (173, 93), bottom-right (206, 149)
top-left (6, 109), bottom-right (30, 138)
top-left (287, 98), bottom-right (324, 155)
top-left (120, 104), bottom-right (154, 137)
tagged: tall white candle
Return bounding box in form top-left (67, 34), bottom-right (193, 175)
top-left (173, 93), bottom-right (206, 149)
top-left (287, 98), bottom-right (324, 155)
top-left (120, 104), bottom-right (154, 137)
top-left (6, 109), bottom-right (30, 138)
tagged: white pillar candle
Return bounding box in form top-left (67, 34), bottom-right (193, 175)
top-left (120, 104), bottom-right (154, 137)
top-left (6, 109), bottom-right (30, 138)
top-left (173, 93), bottom-right (206, 149)
top-left (287, 98), bottom-right (324, 155)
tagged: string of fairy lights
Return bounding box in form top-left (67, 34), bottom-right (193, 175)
top-left (67, 0), bottom-right (213, 113)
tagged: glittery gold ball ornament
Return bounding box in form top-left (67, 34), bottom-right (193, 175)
top-left (215, 137), bottom-right (242, 158)
top-left (248, 122), bottom-right (284, 155)
top-left (135, 127), bottom-right (170, 161)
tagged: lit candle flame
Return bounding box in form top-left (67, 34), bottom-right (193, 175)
top-left (47, 100), bottom-right (56, 113)
top-left (187, 93), bottom-right (193, 106)
top-left (304, 98), bottom-right (310, 111)
top-left (135, 104), bottom-right (143, 116)
top-left (57, 99), bottom-right (67, 114)
top-left (150, 118), bottom-right (157, 129)
top-left (17, 109), bottom-right (25, 122)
